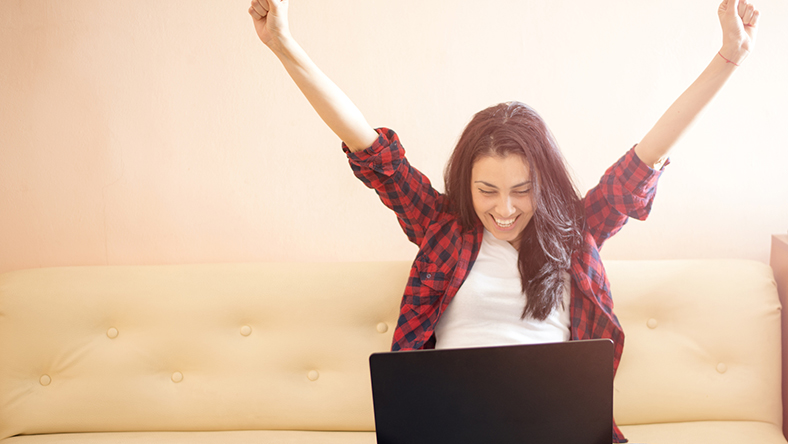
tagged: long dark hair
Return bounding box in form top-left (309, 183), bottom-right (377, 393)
top-left (444, 101), bottom-right (584, 320)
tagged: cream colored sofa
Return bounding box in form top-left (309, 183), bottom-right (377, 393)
top-left (0, 259), bottom-right (783, 444)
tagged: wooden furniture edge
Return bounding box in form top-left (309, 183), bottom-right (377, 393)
top-left (770, 234), bottom-right (788, 439)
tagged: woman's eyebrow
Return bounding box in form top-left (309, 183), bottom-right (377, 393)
top-left (474, 180), bottom-right (531, 188)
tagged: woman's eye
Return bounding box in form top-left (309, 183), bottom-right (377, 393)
top-left (478, 189), bottom-right (494, 195)
top-left (515, 189), bottom-right (531, 195)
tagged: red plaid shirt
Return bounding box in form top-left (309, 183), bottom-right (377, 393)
top-left (344, 128), bottom-right (666, 443)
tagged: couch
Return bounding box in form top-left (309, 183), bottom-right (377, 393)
top-left (0, 259), bottom-right (783, 443)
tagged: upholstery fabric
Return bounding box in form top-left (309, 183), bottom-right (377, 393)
top-left (0, 263), bottom-right (406, 439)
top-left (0, 259), bottom-right (783, 443)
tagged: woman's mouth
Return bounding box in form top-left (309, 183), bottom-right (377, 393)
top-left (492, 215), bottom-right (518, 229)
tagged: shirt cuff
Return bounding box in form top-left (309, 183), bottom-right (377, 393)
top-left (343, 127), bottom-right (404, 177)
top-left (611, 145), bottom-right (669, 197)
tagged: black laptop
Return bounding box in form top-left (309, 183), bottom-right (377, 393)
top-left (369, 339), bottom-right (614, 444)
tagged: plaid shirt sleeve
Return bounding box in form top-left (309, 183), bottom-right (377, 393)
top-left (583, 146), bottom-right (668, 249)
top-left (343, 128), bottom-right (444, 247)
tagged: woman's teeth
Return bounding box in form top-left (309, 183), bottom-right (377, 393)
top-left (494, 216), bottom-right (516, 228)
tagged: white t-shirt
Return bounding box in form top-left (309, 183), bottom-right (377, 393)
top-left (434, 229), bottom-right (571, 349)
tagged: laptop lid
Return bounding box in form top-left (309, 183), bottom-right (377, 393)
top-left (369, 339), bottom-right (614, 444)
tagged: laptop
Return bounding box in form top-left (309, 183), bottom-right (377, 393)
top-left (369, 339), bottom-right (614, 444)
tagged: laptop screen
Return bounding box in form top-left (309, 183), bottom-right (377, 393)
top-left (369, 339), bottom-right (614, 444)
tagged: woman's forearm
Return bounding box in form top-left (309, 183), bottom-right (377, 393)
top-left (634, 0), bottom-right (759, 168)
top-left (634, 52), bottom-right (737, 168)
top-left (249, 0), bottom-right (378, 152)
top-left (269, 37), bottom-right (378, 153)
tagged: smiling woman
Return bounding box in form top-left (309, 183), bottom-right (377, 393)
top-left (445, 101), bottom-right (584, 323)
top-left (248, 0), bottom-right (761, 442)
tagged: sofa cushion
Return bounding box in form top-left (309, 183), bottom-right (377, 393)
top-left (1, 422), bottom-right (783, 444)
top-left (0, 430), bottom-right (377, 444)
top-left (619, 421), bottom-right (786, 444)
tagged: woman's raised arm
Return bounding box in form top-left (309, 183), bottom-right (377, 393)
top-left (249, 0), bottom-right (379, 152)
top-left (634, 0), bottom-right (760, 168)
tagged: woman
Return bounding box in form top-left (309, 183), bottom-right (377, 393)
top-left (248, 1), bottom-right (759, 442)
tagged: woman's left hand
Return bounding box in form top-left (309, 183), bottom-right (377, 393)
top-left (718, 0), bottom-right (760, 65)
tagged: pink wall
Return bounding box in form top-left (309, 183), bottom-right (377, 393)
top-left (2, 0), bottom-right (787, 274)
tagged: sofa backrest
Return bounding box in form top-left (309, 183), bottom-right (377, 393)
top-left (607, 259), bottom-right (781, 427)
top-left (0, 259), bottom-right (782, 439)
top-left (0, 262), bottom-right (408, 440)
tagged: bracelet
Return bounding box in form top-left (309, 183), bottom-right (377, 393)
top-left (718, 51), bottom-right (740, 66)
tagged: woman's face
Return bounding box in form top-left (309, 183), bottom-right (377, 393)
top-left (471, 154), bottom-right (534, 249)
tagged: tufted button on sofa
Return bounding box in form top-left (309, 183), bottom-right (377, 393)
top-left (0, 260), bottom-right (784, 444)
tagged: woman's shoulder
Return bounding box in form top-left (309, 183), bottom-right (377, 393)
top-left (418, 213), bottom-right (481, 257)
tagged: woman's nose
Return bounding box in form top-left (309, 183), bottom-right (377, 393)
top-left (496, 196), bottom-right (516, 217)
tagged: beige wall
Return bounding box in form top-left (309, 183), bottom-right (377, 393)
top-left (1, 0), bottom-right (787, 274)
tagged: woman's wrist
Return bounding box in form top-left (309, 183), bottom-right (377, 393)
top-left (718, 44), bottom-right (749, 66)
top-left (265, 29), bottom-right (295, 55)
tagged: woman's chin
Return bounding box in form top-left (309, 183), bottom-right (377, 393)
top-left (488, 226), bottom-right (524, 243)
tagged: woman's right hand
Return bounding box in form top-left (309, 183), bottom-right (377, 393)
top-left (249, 0), bottom-right (290, 50)
top-left (247, 0), bottom-right (378, 151)
top-left (717, 0), bottom-right (759, 65)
